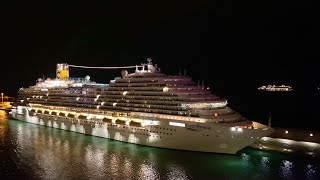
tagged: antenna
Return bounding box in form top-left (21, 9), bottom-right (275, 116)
top-left (268, 112), bottom-right (272, 127)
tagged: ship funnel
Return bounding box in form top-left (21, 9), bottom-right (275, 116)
top-left (56, 63), bottom-right (69, 79)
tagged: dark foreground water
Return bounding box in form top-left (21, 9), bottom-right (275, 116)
top-left (1, 111), bottom-right (319, 180)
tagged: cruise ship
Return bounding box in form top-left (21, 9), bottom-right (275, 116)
top-left (258, 85), bottom-right (293, 91)
top-left (10, 59), bottom-right (273, 154)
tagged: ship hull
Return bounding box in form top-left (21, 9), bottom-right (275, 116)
top-left (10, 106), bottom-right (269, 154)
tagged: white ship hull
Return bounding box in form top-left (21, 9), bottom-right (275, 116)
top-left (10, 106), bottom-right (271, 154)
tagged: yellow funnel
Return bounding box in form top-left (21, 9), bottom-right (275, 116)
top-left (56, 63), bottom-right (69, 79)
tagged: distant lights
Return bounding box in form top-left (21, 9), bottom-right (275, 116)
top-left (76, 97), bottom-right (80, 101)
top-left (101, 102), bottom-right (105, 106)
top-left (122, 91), bottom-right (128, 96)
top-left (285, 130), bottom-right (288, 134)
top-left (310, 133), bottom-right (313, 137)
top-left (113, 103), bottom-right (117, 106)
top-left (96, 105), bottom-right (100, 109)
top-left (231, 127), bottom-right (243, 132)
top-left (237, 128), bottom-right (243, 132)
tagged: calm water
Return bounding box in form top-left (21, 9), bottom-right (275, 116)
top-left (0, 111), bottom-right (319, 180)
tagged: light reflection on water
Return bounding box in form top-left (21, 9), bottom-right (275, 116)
top-left (0, 113), bottom-right (320, 179)
top-left (279, 160), bottom-right (294, 179)
top-left (305, 164), bottom-right (318, 180)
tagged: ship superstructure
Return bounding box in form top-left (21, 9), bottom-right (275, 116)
top-left (10, 59), bottom-right (273, 154)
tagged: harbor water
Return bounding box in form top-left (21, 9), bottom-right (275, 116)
top-left (1, 110), bottom-right (319, 179)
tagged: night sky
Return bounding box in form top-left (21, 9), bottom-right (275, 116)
top-left (1, 1), bottom-right (319, 129)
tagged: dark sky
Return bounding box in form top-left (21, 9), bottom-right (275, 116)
top-left (1, 1), bottom-right (319, 128)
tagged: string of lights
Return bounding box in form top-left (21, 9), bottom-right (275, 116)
top-left (68, 64), bottom-right (143, 69)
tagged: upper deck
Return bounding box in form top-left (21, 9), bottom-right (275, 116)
top-left (14, 59), bottom-right (245, 123)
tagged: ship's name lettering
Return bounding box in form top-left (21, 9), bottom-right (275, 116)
top-left (186, 124), bottom-right (211, 130)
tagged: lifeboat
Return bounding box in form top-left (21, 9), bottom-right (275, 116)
top-left (51, 111), bottom-right (58, 116)
top-left (129, 121), bottom-right (142, 127)
top-left (29, 109), bottom-right (36, 116)
top-left (78, 115), bottom-right (87, 120)
top-left (67, 113), bottom-right (76, 118)
top-left (102, 117), bottom-right (112, 123)
top-left (115, 119), bottom-right (126, 125)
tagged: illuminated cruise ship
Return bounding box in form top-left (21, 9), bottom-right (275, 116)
top-left (10, 59), bottom-right (273, 154)
top-left (258, 85), bottom-right (293, 91)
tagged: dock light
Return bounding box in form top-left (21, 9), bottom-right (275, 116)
top-left (231, 127), bottom-right (236, 131)
top-left (310, 133), bottom-right (313, 137)
top-left (237, 127), bottom-right (243, 132)
top-left (285, 130), bottom-right (288, 134)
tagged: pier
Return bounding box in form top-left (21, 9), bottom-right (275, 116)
top-left (251, 127), bottom-right (320, 154)
top-left (0, 101), bottom-right (13, 112)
